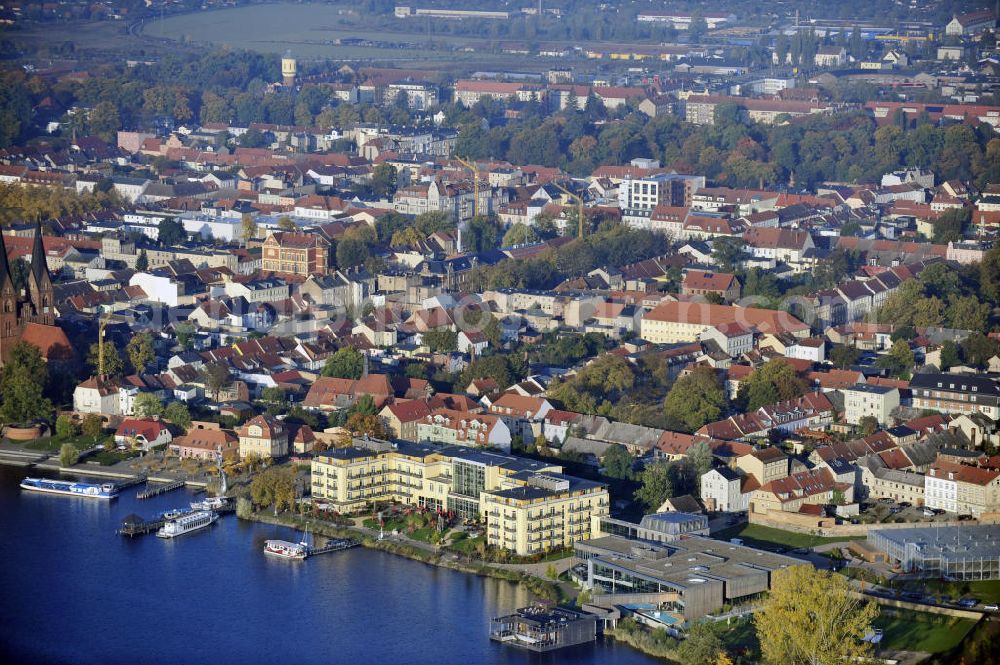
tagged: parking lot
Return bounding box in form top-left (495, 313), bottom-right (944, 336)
top-left (855, 500), bottom-right (959, 525)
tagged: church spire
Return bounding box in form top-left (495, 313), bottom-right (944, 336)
top-left (30, 220), bottom-right (48, 287)
top-left (0, 227), bottom-right (12, 289)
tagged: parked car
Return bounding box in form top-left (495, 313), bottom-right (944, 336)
top-left (983, 604), bottom-right (998, 611)
top-left (921, 508), bottom-right (935, 517)
top-left (958, 514), bottom-right (974, 521)
top-left (898, 502), bottom-right (912, 508)
top-left (958, 598), bottom-right (979, 608)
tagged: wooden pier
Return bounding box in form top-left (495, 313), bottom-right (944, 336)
top-left (308, 538), bottom-right (359, 556)
top-left (114, 474), bottom-right (148, 490)
top-left (136, 480), bottom-right (185, 500)
top-left (117, 514), bottom-right (165, 537)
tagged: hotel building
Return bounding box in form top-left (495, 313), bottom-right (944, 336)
top-left (310, 438), bottom-right (609, 555)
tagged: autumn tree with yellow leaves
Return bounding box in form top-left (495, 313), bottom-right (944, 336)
top-left (754, 566), bottom-right (878, 665)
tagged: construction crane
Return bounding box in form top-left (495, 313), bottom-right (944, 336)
top-left (97, 312), bottom-right (112, 377)
top-left (453, 155), bottom-right (482, 219)
top-left (552, 180), bottom-right (586, 240)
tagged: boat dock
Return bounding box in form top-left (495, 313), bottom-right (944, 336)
top-left (114, 474), bottom-right (147, 490)
top-left (308, 538), bottom-right (359, 556)
top-left (117, 514), bottom-right (165, 537)
top-left (136, 480), bottom-right (185, 500)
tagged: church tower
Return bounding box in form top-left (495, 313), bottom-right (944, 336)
top-left (25, 221), bottom-right (54, 326)
top-left (0, 231), bottom-right (19, 348)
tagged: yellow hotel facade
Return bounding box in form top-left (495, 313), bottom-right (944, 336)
top-left (311, 438), bottom-right (609, 556)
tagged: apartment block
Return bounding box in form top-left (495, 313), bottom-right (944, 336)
top-left (310, 439), bottom-right (609, 555)
top-left (910, 373), bottom-right (1000, 421)
top-left (842, 384), bottom-right (901, 426)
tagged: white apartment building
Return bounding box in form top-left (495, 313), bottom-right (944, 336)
top-left (842, 385), bottom-right (900, 426)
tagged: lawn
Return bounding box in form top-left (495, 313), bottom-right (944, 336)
top-left (23, 434), bottom-right (107, 453)
top-left (713, 523), bottom-right (864, 550)
top-left (874, 609), bottom-right (977, 653)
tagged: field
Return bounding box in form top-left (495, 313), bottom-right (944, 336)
top-left (713, 523), bottom-right (864, 550)
top-left (138, 2), bottom-right (557, 66)
top-left (874, 609), bottom-right (977, 653)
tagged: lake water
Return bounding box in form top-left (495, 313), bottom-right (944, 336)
top-left (0, 467), bottom-right (660, 665)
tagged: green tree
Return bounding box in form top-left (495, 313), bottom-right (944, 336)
top-left (135, 249), bottom-right (149, 271)
top-left (88, 101), bottom-right (121, 142)
top-left (88, 341), bottom-right (125, 377)
top-left (201, 362), bottom-right (231, 401)
top-left (157, 217), bottom-right (186, 246)
top-left (278, 216), bottom-right (296, 231)
top-left (133, 393), bottom-right (163, 419)
top-left (164, 401), bottom-right (191, 429)
top-left (829, 345), bottom-right (860, 370)
top-left (858, 415), bottom-right (879, 436)
top-left (677, 621), bottom-right (726, 665)
top-left (979, 245), bottom-right (1000, 303)
top-left (260, 386), bottom-right (287, 411)
top-left (754, 566), bottom-right (877, 665)
top-left (0, 341), bottom-right (53, 424)
top-left (126, 332), bottom-right (155, 374)
top-left (175, 322), bottom-right (195, 350)
top-left (349, 393), bottom-right (378, 417)
top-left (370, 163), bottom-right (398, 199)
top-left (250, 465), bottom-right (296, 512)
top-left (423, 329), bottom-right (458, 353)
top-left (876, 340), bottom-right (915, 378)
top-left (59, 443), bottom-right (79, 467)
top-left (602, 443), bottom-right (634, 480)
top-left (711, 237), bottom-right (745, 272)
top-left (322, 347), bottom-right (365, 379)
top-left (663, 366), bottom-right (726, 432)
top-left (240, 214), bottom-right (258, 245)
top-left (738, 359), bottom-right (808, 411)
top-left (686, 440), bottom-right (714, 478)
top-left (81, 414), bottom-right (103, 440)
top-left (947, 295), bottom-right (989, 332)
top-left (635, 461), bottom-right (673, 511)
top-left (502, 224), bottom-right (540, 247)
top-left (464, 215), bottom-right (501, 254)
top-left (55, 414), bottom-right (77, 439)
top-left (960, 333), bottom-right (1000, 367)
top-left (938, 340), bottom-right (961, 370)
top-left (336, 237), bottom-right (369, 269)
top-left (932, 207), bottom-right (971, 243)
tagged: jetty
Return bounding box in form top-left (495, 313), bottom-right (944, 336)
top-left (308, 538), bottom-right (359, 556)
top-left (117, 514), bottom-right (165, 537)
top-left (136, 479), bottom-right (185, 500)
top-left (113, 474), bottom-right (147, 490)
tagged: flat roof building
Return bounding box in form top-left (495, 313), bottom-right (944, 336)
top-left (868, 524), bottom-right (1000, 579)
top-left (577, 533), bottom-right (803, 620)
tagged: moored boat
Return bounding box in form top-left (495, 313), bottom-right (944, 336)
top-left (191, 496), bottom-right (230, 511)
top-left (20, 477), bottom-right (118, 499)
top-left (156, 510), bottom-right (218, 538)
top-left (264, 539), bottom-right (308, 560)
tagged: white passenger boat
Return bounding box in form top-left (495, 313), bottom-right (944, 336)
top-left (157, 510), bottom-right (218, 538)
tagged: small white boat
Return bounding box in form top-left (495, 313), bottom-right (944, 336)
top-left (190, 496), bottom-right (229, 511)
top-left (157, 510), bottom-right (218, 538)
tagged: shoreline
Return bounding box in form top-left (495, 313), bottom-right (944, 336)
top-left (245, 511), bottom-right (565, 603)
top-left (0, 453), bottom-right (209, 487)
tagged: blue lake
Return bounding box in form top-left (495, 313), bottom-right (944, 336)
top-left (0, 467), bottom-right (661, 665)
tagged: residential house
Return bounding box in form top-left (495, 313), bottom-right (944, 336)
top-left (681, 270), bottom-right (741, 302)
top-left (842, 385), bottom-right (900, 426)
top-left (114, 419), bottom-right (172, 450)
top-left (237, 414), bottom-right (289, 459)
